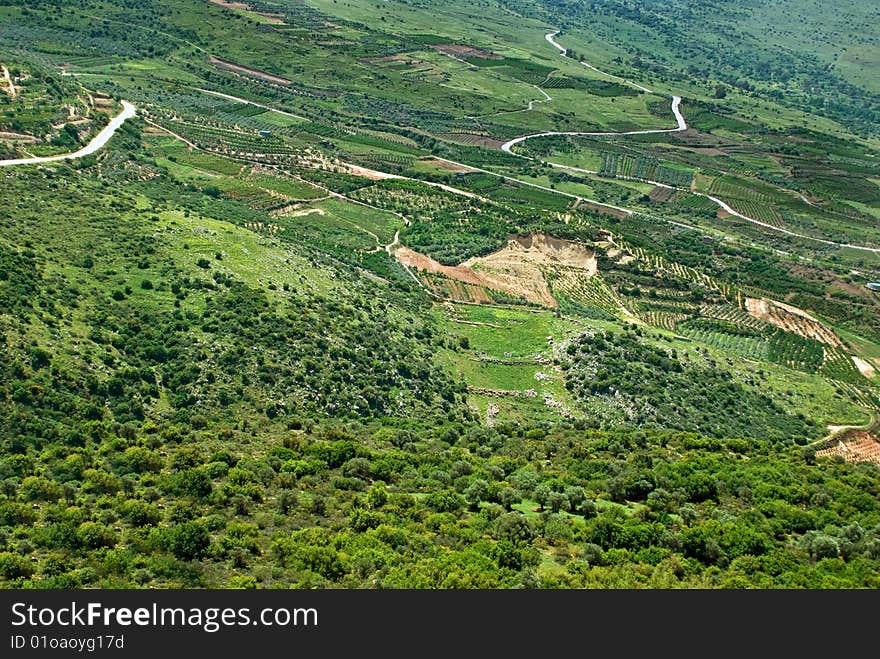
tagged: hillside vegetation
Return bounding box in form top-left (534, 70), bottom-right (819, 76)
top-left (0, 0), bottom-right (879, 589)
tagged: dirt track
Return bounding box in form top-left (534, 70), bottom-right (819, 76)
top-left (0, 101), bottom-right (136, 167)
top-left (851, 356), bottom-right (876, 379)
top-left (1, 65), bottom-right (16, 98)
top-left (493, 31), bottom-right (880, 255)
top-left (500, 31), bottom-right (686, 154)
top-left (209, 56), bottom-right (292, 85)
top-left (199, 88), bottom-right (305, 120)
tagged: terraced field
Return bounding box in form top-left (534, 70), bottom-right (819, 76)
top-left (2, 0), bottom-right (880, 596)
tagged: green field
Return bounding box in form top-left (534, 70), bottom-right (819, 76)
top-left (0, 0), bottom-right (879, 593)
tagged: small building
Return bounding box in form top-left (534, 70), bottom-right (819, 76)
top-left (867, 282), bottom-right (880, 292)
top-left (258, 130), bottom-right (272, 137)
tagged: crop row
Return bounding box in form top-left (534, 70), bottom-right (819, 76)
top-left (600, 154), bottom-right (693, 187)
top-left (700, 304), bottom-right (767, 331)
top-left (767, 329), bottom-right (824, 371)
top-left (641, 310), bottom-right (691, 331)
top-left (820, 347), bottom-right (866, 384)
top-left (550, 269), bottom-right (627, 318)
top-left (828, 380), bottom-right (879, 409)
top-left (724, 199), bottom-right (784, 227)
top-left (676, 327), bottom-right (770, 361)
top-left (624, 244), bottom-right (731, 298)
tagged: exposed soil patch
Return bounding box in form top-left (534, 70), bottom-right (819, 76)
top-left (360, 55), bottom-right (414, 65)
top-left (745, 296), bottom-right (842, 346)
top-left (287, 207), bottom-right (325, 218)
top-left (424, 277), bottom-right (496, 304)
top-left (606, 247), bottom-right (635, 266)
top-left (342, 163), bottom-right (400, 181)
top-left (209, 56), bottom-right (292, 85)
top-left (92, 94), bottom-right (115, 110)
top-left (827, 278), bottom-right (876, 301)
top-left (669, 145), bottom-right (727, 157)
top-left (208, 0), bottom-right (285, 21)
top-left (817, 431), bottom-right (880, 466)
top-left (397, 233), bottom-right (597, 308)
top-left (397, 246), bottom-right (488, 287)
top-left (671, 129), bottom-right (736, 148)
top-left (468, 386), bottom-right (534, 397)
top-left (256, 12), bottom-right (285, 24)
top-left (851, 355), bottom-right (876, 379)
top-left (471, 233), bottom-right (597, 270)
top-left (1, 65), bottom-right (16, 98)
top-left (577, 200), bottom-right (629, 220)
top-left (431, 44), bottom-right (502, 60)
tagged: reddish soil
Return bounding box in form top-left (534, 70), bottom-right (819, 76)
top-left (816, 431), bottom-right (880, 466)
top-left (396, 246), bottom-right (487, 288)
top-left (425, 279), bottom-right (495, 304)
top-left (745, 297), bottom-right (842, 346)
top-left (397, 234), bottom-right (597, 308)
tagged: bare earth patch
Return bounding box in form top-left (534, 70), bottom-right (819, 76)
top-left (209, 56), bottom-right (292, 85)
top-left (851, 355), bottom-right (876, 379)
top-left (360, 55), bottom-right (414, 65)
top-left (287, 207), bottom-right (325, 218)
top-left (745, 296), bottom-right (842, 346)
top-left (256, 12), bottom-right (285, 24)
top-left (574, 199), bottom-right (630, 220)
top-left (607, 248), bottom-right (636, 266)
top-left (92, 94), bottom-right (115, 110)
top-left (816, 431), bottom-right (880, 466)
top-left (648, 185), bottom-right (675, 202)
top-left (342, 164), bottom-right (400, 181)
top-left (397, 234), bottom-right (597, 308)
top-left (1, 64), bottom-right (16, 98)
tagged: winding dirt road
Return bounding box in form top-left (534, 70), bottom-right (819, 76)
top-left (545, 31), bottom-right (653, 94)
top-left (498, 31), bottom-right (880, 255)
top-left (501, 31), bottom-right (686, 153)
top-left (0, 100), bottom-right (136, 167)
top-left (385, 229), bottom-right (400, 254)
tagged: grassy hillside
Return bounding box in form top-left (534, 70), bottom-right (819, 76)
top-left (0, 0), bottom-right (879, 589)
top-left (506, 0), bottom-right (880, 140)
